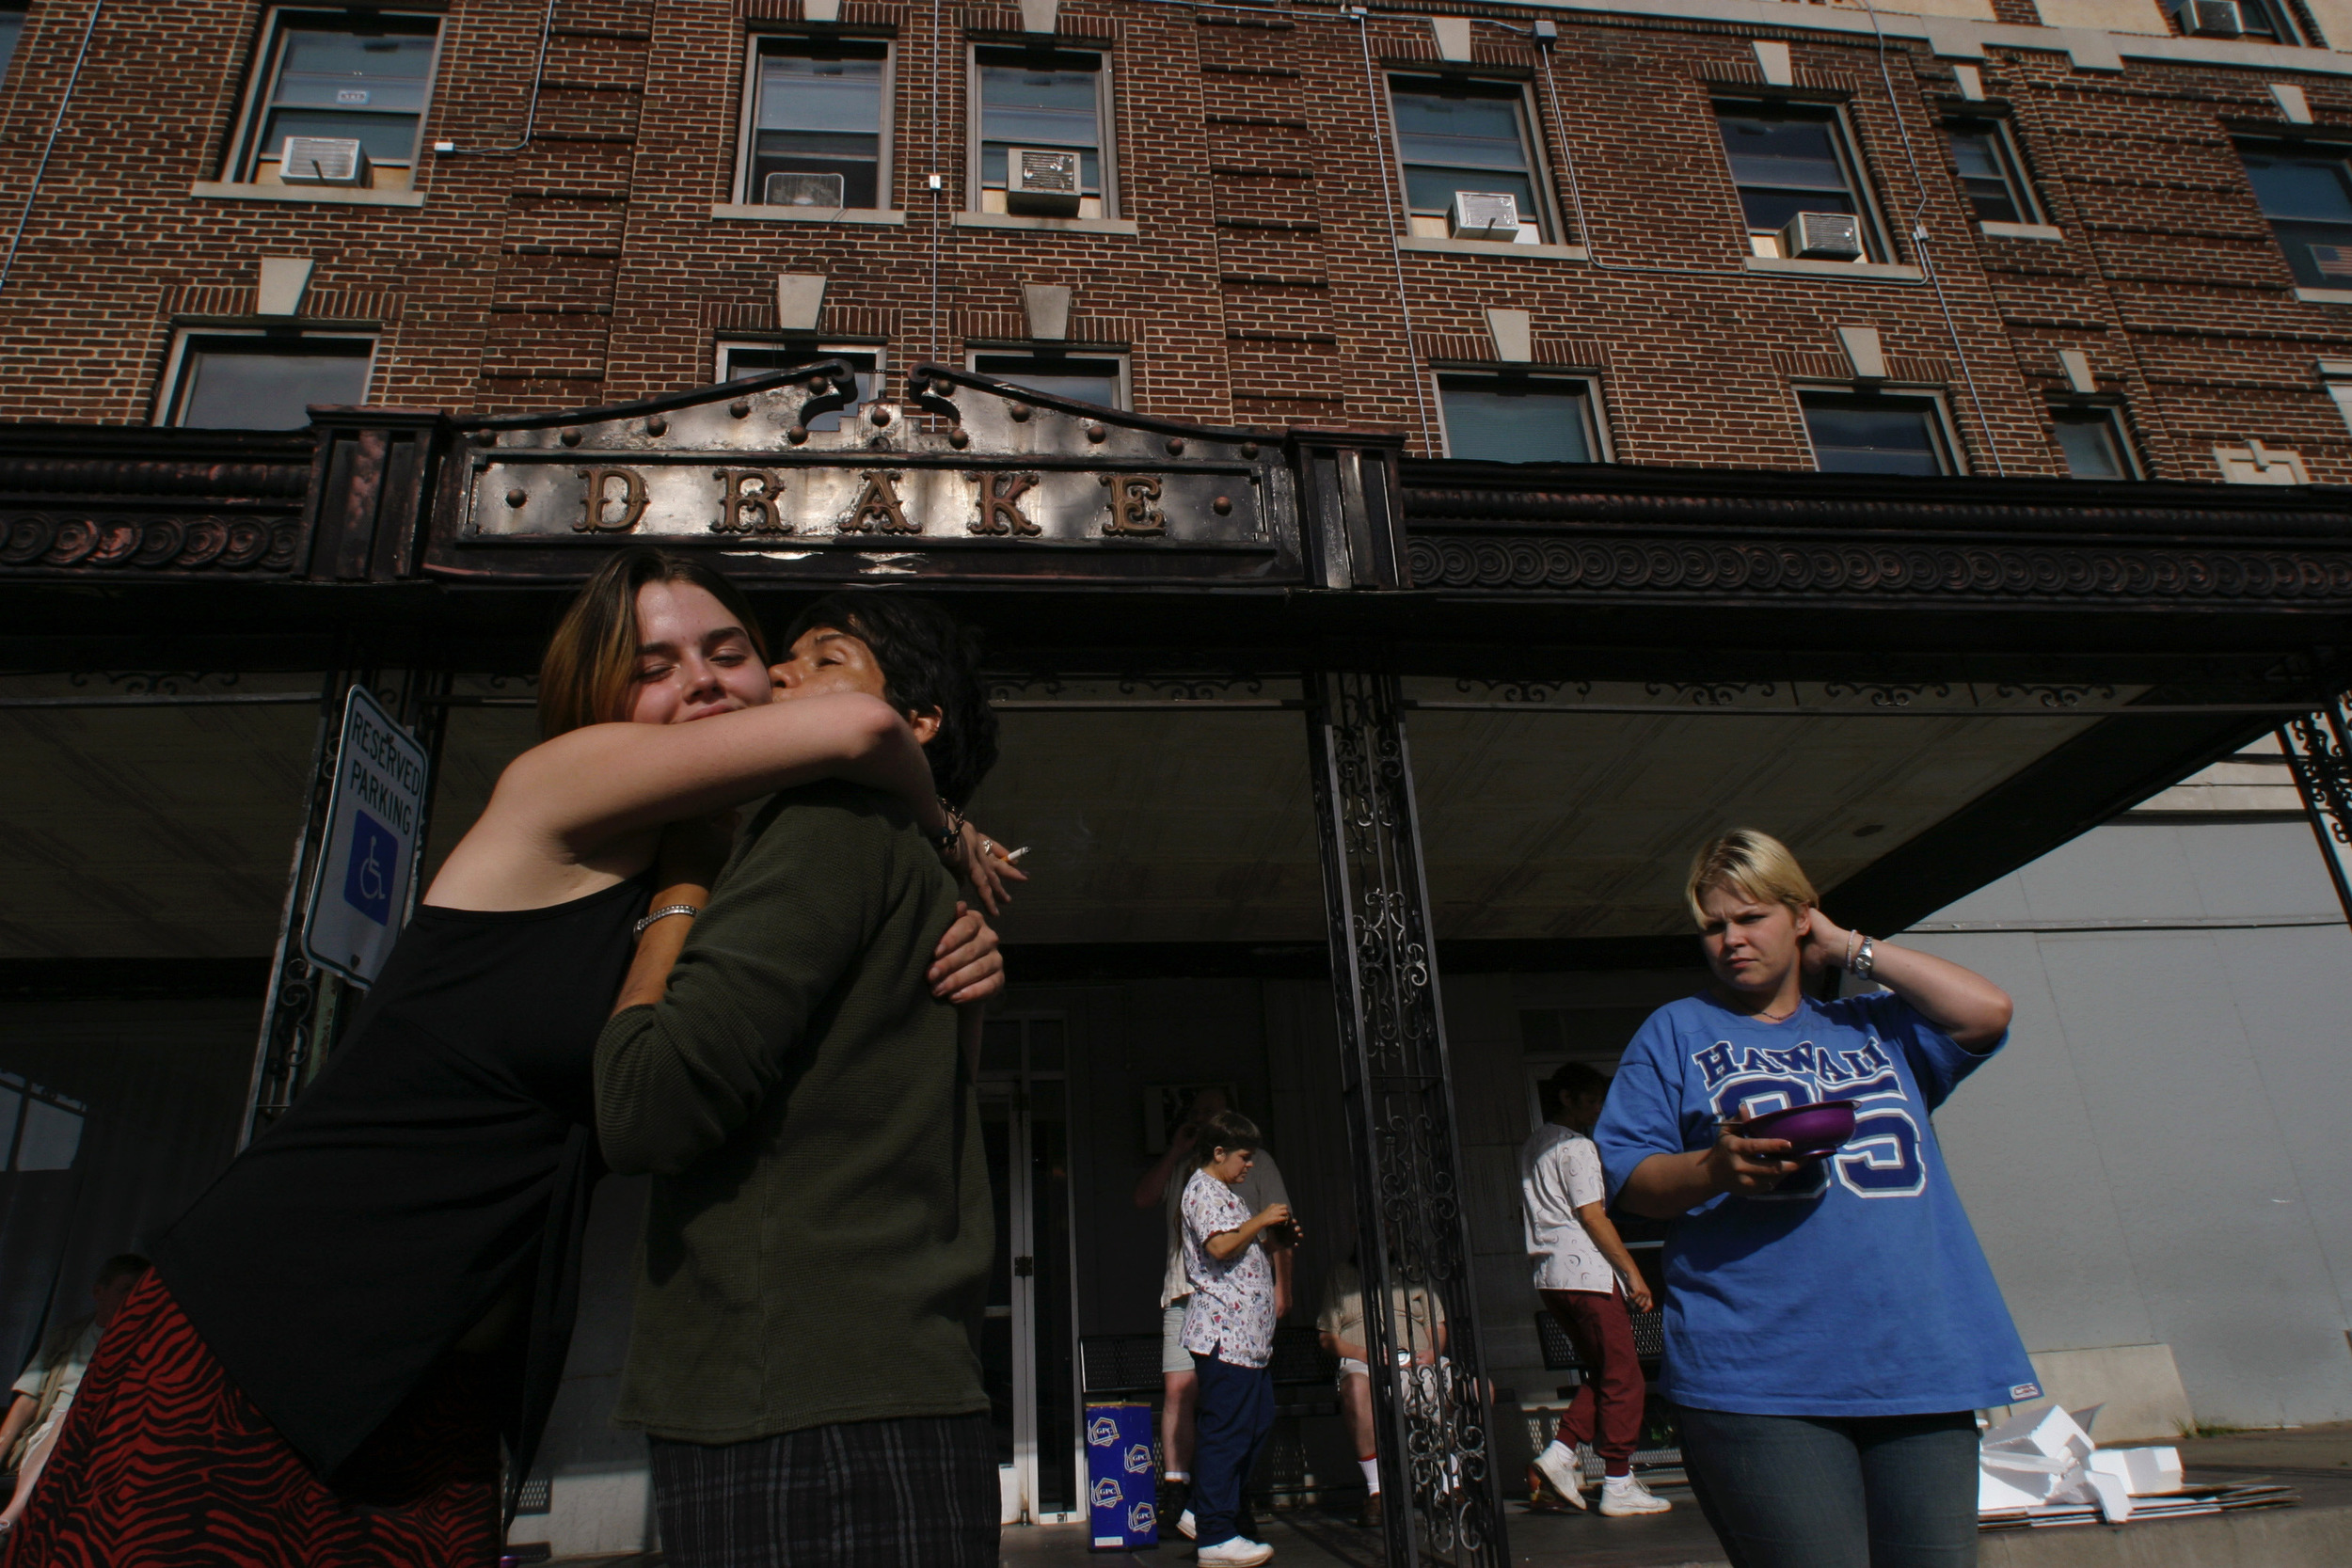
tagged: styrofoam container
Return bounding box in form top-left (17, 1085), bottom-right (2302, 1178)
top-left (1983, 1403), bottom-right (2093, 1465)
top-left (2091, 1446), bottom-right (2185, 1497)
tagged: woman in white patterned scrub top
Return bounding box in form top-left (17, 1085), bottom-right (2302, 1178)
top-left (1175, 1109), bottom-right (1300, 1568)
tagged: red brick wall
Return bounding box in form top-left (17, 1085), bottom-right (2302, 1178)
top-left (3, 1), bottom-right (2351, 480)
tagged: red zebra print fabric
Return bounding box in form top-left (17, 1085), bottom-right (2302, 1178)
top-left (4, 1271), bottom-right (501, 1567)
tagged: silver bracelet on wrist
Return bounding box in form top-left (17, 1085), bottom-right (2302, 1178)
top-left (633, 904), bottom-right (701, 939)
top-left (1850, 934), bottom-right (1877, 979)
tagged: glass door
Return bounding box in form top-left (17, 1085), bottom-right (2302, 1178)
top-left (977, 1017), bottom-right (1080, 1525)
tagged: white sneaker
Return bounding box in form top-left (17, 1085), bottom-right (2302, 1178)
top-left (1197, 1537), bottom-right (1274, 1566)
top-left (1177, 1509), bottom-right (1197, 1539)
top-left (1599, 1475), bottom-right (1672, 1516)
top-left (1533, 1445), bottom-right (1587, 1511)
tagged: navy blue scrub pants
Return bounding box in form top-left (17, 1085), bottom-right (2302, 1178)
top-left (1190, 1351), bottom-right (1276, 1548)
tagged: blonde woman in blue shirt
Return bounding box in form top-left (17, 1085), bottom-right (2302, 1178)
top-left (1595, 829), bottom-right (2031, 1568)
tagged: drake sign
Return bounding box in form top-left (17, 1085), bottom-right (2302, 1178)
top-left (439, 360), bottom-right (1301, 584)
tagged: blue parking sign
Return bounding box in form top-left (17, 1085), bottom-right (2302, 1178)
top-left (302, 687), bottom-right (429, 987)
top-left (342, 810), bottom-right (397, 926)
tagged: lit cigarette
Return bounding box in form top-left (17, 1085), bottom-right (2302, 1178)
top-left (1003, 846), bottom-right (1031, 863)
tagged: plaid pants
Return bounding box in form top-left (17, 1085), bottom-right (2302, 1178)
top-left (650, 1411), bottom-right (999, 1568)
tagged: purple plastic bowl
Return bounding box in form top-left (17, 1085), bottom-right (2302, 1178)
top-left (1740, 1100), bottom-right (1858, 1159)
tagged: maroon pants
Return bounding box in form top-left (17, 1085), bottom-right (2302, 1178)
top-left (1541, 1288), bottom-right (1645, 1473)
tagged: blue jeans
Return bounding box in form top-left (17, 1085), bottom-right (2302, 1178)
top-left (1190, 1352), bottom-right (1275, 1547)
top-left (1677, 1405), bottom-right (1980, 1568)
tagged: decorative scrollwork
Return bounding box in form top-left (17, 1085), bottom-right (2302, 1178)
top-left (1820, 681), bottom-right (1952, 708)
top-left (1307, 671), bottom-right (1502, 1568)
top-left (1114, 672), bottom-right (1268, 702)
top-left (1645, 679), bottom-right (1778, 707)
top-left (1403, 533), bottom-right (2352, 605)
top-left (1449, 677), bottom-right (1593, 705)
top-left (0, 512), bottom-right (301, 574)
top-left (1991, 682), bottom-right (2119, 709)
top-left (983, 672), bottom-right (1068, 703)
top-left (65, 671), bottom-right (246, 696)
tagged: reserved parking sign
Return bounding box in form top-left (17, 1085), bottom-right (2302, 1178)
top-left (301, 686), bottom-right (430, 986)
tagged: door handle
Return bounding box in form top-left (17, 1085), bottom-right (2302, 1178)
top-left (1013, 1255), bottom-right (1035, 1276)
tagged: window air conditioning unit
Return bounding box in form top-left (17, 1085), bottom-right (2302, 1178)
top-left (1779, 211), bottom-right (1863, 261)
top-left (279, 135), bottom-right (369, 186)
top-left (763, 171), bottom-right (846, 209)
top-left (1449, 191), bottom-right (1521, 241)
top-left (2178, 0), bottom-right (2244, 36)
top-left (1005, 148), bottom-right (1082, 216)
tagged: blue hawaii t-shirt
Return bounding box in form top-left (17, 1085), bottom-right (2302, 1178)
top-left (1593, 990), bottom-right (2038, 1418)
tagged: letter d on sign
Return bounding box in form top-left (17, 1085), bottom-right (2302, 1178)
top-left (576, 467), bottom-right (650, 532)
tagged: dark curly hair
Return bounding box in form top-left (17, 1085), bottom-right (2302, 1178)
top-left (781, 593), bottom-right (1000, 808)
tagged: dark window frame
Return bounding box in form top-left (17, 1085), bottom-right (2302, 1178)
top-left (1795, 386), bottom-right (1963, 476)
top-left (1944, 115), bottom-right (2045, 228)
top-left (2049, 402), bottom-right (2142, 480)
top-left (0, 5), bottom-right (28, 90)
top-left (1386, 72), bottom-right (1558, 245)
top-left (1713, 95), bottom-right (1891, 263)
top-left (1432, 369), bottom-right (1607, 464)
top-left (968, 41), bottom-right (1117, 219)
top-left (734, 31), bottom-right (897, 210)
top-left (2238, 135), bottom-right (2352, 290)
top-left (222, 7), bottom-right (444, 185)
top-left (965, 345), bottom-right (1129, 410)
top-left (715, 340), bottom-right (884, 432)
top-left (2179, 0), bottom-right (2312, 45)
top-left (160, 328), bottom-right (378, 429)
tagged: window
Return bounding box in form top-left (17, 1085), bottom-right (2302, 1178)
top-left (0, 6), bottom-right (25, 88)
top-left (969, 350), bottom-right (1125, 409)
top-left (2226, 0), bottom-right (2307, 44)
top-left (1716, 99), bottom-right (1880, 261)
top-left (1945, 119), bottom-right (2042, 227)
top-left (231, 9), bottom-right (441, 189)
top-left (718, 342), bottom-right (880, 432)
top-left (739, 37), bottom-right (890, 209)
top-left (973, 46), bottom-right (1111, 218)
top-left (1389, 77), bottom-right (1549, 244)
top-left (1436, 373), bottom-right (1601, 463)
top-left (2240, 139), bottom-right (2352, 289)
top-left (164, 333), bottom-right (375, 428)
top-left (1798, 389), bottom-right (1956, 475)
top-left (2050, 405), bottom-right (2138, 479)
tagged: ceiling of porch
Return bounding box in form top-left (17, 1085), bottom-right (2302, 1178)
top-left (0, 673), bottom-right (2137, 961)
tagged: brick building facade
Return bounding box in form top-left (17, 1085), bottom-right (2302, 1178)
top-left (6, 0), bottom-right (2352, 480)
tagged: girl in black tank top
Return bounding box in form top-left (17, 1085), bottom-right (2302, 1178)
top-left (3, 549), bottom-right (1010, 1567)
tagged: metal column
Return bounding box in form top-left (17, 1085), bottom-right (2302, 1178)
top-left (2280, 699), bottom-right (2352, 929)
top-left (1304, 670), bottom-right (1504, 1568)
top-left (241, 664), bottom-right (448, 1145)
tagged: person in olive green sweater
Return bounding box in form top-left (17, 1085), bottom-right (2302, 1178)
top-left (595, 594), bottom-right (1017, 1568)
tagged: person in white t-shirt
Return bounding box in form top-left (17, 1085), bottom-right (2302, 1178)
top-left (1521, 1065), bottom-right (1668, 1518)
top-left (1130, 1087), bottom-right (1291, 1519)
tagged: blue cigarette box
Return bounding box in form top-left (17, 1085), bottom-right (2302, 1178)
top-left (1084, 1401), bottom-right (1158, 1550)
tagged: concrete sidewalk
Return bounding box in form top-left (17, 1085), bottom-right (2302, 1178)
top-left (544, 1421), bottom-right (2352, 1566)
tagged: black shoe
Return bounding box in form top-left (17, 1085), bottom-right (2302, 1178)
top-left (1357, 1492), bottom-right (1384, 1529)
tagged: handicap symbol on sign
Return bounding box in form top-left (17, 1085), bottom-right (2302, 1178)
top-left (342, 809), bottom-right (397, 926)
